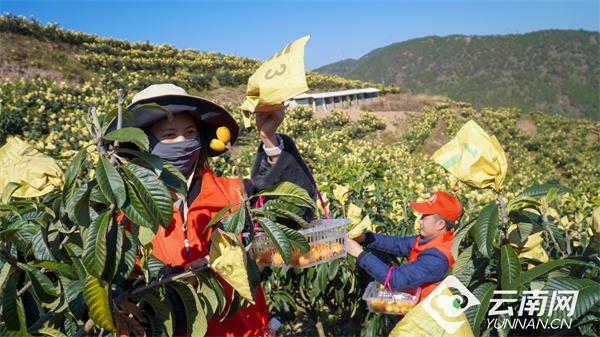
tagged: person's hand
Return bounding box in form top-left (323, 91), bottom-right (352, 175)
top-left (255, 106), bottom-right (285, 147)
top-left (345, 239), bottom-right (364, 258)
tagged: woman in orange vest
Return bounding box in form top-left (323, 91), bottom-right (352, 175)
top-left (111, 83), bottom-right (316, 336)
top-left (346, 191), bottom-right (461, 302)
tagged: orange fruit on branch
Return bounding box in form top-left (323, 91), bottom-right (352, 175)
top-left (298, 256), bottom-right (311, 267)
top-left (210, 139), bottom-right (226, 152)
top-left (330, 242), bottom-right (344, 256)
top-left (271, 252), bottom-right (284, 265)
top-left (216, 126), bottom-right (231, 144)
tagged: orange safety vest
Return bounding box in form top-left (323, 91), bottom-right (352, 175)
top-left (146, 169), bottom-right (269, 337)
top-left (407, 231), bottom-right (455, 302)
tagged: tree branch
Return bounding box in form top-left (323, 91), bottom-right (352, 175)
top-left (117, 263), bottom-right (210, 302)
top-left (114, 88), bottom-right (124, 149)
top-left (497, 192), bottom-right (509, 243)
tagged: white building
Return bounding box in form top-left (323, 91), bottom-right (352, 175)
top-left (288, 88), bottom-right (380, 112)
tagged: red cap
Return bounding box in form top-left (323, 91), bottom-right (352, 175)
top-left (410, 191), bottom-right (462, 222)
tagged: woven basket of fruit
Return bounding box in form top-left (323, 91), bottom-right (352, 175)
top-left (250, 218), bottom-right (349, 268)
top-left (362, 281), bottom-right (420, 316)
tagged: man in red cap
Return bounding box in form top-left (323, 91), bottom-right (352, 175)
top-left (346, 191), bottom-right (462, 302)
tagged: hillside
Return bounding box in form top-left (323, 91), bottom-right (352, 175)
top-left (315, 30), bottom-right (600, 119)
top-left (0, 15), bottom-right (396, 95)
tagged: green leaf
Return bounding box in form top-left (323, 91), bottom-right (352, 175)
top-left (204, 203), bottom-right (239, 233)
top-left (90, 183), bottom-right (109, 204)
top-left (278, 223), bottom-right (310, 253)
top-left (328, 259), bottom-right (341, 281)
top-left (262, 199), bottom-right (303, 217)
top-left (83, 211), bottom-right (111, 278)
top-left (17, 262), bottom-right (58, 299)
top-left (520, 182), bottom-right (571, 198)
top-left (104, 127), bottom-right (149, 151)
top-left (255, 181), bottom-right (316, 210)
top-left (509, 221), bottom-right (534, 246)
top-left (102, 106), bottom-right (134, 135)
top-left (33, 327), bottom-right (68, 337)
top-left (222, 290), bottom-right (241, 320)
top-left (117, 148), bottom-right (164, 174)
top-left (517, 259), bottom-right (592, 285)
top-left (0, 262), bottom-right (12, 298)
top-left (0, 228), bottom-right (18, 241)
top-left (197, 276), bottom-right (220, 319)
top-left (83, 275), bottom-right (115, 332)
top-left (30, 261), bottom-right (77, 280)
top-left (1, 274), bottom-right (27, 336)
top-left (63, 279), bottom-right (86, 318)
top-left (0, 204), bottom-right (20, 216)
top-left (160, 162), bottom-right (188, 197)
top-left (121, 163), bottom-right (173, 228)
top-left (270, 207), bottom-right (311, 228)
top-left (546, 216), bottom-right (567, 252)
top-left (63, 316), bottom-right (79, 336)
top-left (147, 256), bottom-right (164, 280)
top-left (5, 220), bottom-right (38, 252)
top-left (258, 217), bottom-right (292, 263)
top-left (32, 231), bottom-right (57, 261)
top-left (452, 245), bottom-right (474, 275)
top-left (204, 276), bottom-right (226, 315)
top-left (64, 243), bottom-right (86, 280)
top-left (542, 277), bottom-right (600, 321)
top-left (452, 219), bottom-right (476, 258)
top-left (101, 223), bottom-right (124, 282)
top-left (475, 202), bottom-right (499, 258)
top-left (63, 148), bottom-right (87, 201)
top-left (1, 182), bottom-right (20, 204)
top-left (114, 231), bottom-right (136, 284)
top-left (122, 180), bottom-right (157, 234)
top-left (132, 222), bottom-right (156, 246)
top-left (142, 292), bottom-right (174, 337)
top-left (506, 196), bottom-right (540, 214)
top-left (499, 244), bottom-right (521, 290)
top-left (66, 181), bottom-right (92, 227)
top-left (222, 206), bottom-right (247, 234)
top-left (464, 282), bottom-right (497, 337)
top-left (96, 156), bottom-right (126, 208)
top-left (455, 257), bottom-right (489, 287)
top-left (168, 281), bottom-right (207, 337)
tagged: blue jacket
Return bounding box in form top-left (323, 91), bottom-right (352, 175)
top-left (357, 232), bottom-right (450, 290)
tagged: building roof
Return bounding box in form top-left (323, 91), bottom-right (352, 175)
top-left (293, 87), bottom-right (380, 100)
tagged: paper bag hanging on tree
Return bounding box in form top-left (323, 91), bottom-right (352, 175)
top-left (348, 215), bottom-right (376, 239)
top-left (209, 229), bottom-right (254, 303)
top-left (240, 35), bottom-right (310, 113)
top-left (0, 137), bottom-right (63, 198)
top-left (431, 120), bottom-right (507, 192)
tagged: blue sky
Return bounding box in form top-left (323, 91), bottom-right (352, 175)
top-left (2, 1), bottom-right (598, 69)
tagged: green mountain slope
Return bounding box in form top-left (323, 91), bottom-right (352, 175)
top-left (316, 30), bottom-right (600, 119)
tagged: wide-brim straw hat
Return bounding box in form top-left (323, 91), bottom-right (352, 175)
top-left (107, 83), bottom-right (239, 157)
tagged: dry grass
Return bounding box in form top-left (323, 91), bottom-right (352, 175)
top-left (192, 84), bottom-right (247, 106)
top-left (0, 32), bottom-right (93, 82)
top-left (359, 93), bottom-right (443, 112)
top-left (422, 118), bottom-right (450, 156)
top-left (517, 114), bottom-right (538, 137)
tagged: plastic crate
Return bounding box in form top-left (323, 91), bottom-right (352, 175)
top-left (362, 281), bottom-right (420, 315)
top-left (250, 218), bottom-right (349, 268)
